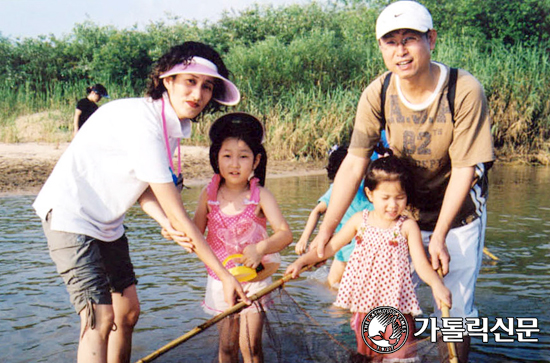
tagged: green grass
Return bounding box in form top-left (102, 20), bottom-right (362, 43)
top-left (1, 38), bottom-right (549, 163)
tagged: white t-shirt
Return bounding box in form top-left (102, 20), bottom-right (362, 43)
top-left (33, 92), bottom-right (191, 241)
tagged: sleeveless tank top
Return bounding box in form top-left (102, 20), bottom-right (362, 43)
top-left (204, 174), bottom-right (267, 279)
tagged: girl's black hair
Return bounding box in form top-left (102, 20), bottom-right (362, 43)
top-left (209, 113), bottom-right (267, 186)
top-left (364, 147), bottom-right (416, 207)
top-left (326, 146), bottom-right (348, 181)
top-left (146, 41), bottom-right (230, 114)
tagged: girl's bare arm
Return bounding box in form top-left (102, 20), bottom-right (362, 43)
top-left (286, 211), bottom-right (362, 278)
top-left (192, 187), bottom-right (209, 234)
top-left (295, 201), bottom-right (327, 255)
top-left (241, 187), bottom-right (293, 268)
top-left (73, 108), bottom-right (82, 136)
top-left (404, 219), bottom-right (452, 309)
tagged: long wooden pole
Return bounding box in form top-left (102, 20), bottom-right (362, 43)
top-left (134, 264), bottom-right (315, 363)
top-left (437, 268), bottom-right (459, 363)
top-left (483, 247), bottom-right (499, 261)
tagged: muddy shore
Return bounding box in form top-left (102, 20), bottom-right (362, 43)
top-left (0, 142), bottom-right (325, 196)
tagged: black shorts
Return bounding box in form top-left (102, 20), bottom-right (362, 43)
top-left (42, 211), bottom-right (138, 314)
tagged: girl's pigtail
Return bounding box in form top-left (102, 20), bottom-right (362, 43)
top-left (253, 145), bottom-right (268, 187)
top-left (326, 145), bottom-right (348, 182)
top-left (373, 142), bottom-right (392, 158)
top-left (209, 142), bottom-right (222, 175)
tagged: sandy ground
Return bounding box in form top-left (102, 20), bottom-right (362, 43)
top-left (0, 142), bottom-right (325, 196)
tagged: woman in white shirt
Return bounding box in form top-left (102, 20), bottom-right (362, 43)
top-left (33, 41), bottom-right (249, 363)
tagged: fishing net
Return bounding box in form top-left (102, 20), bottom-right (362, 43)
top-left (135, 266), bottom-right (453, 363)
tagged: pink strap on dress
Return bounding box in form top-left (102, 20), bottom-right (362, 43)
top-left (363, 210), bottom-right (407, 230)
top-left (207, 174), bottom-right (222, 204)
top-left (207, 175), bottom-right (261, 205)
top-left (248, 177), bottom-right (261, 204)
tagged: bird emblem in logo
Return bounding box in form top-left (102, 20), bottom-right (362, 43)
top-left (368, 313), bottom-right (404, 347)
top-left (361, 307), bottom-right (409, 353)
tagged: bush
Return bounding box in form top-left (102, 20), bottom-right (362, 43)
top-left (1, 0), bottom-right (549, 162)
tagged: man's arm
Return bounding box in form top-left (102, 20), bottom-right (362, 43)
top-left (310, 154), bottom-right (368, 258)
top-left (429, 166), bottom-right (475, 275)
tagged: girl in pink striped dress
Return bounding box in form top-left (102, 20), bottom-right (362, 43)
top-left (194, 113), bottom-right (293, 363)
top-left (286, 152), bottom-right (451, 361)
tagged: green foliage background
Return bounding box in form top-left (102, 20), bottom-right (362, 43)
top-left (1, 0), bottom-right (549, 162)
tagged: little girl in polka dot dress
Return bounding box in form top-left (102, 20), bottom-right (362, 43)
top-left (194, 113), bottom-right (293, 363)
top-left (286, 151), bottom-right (451, 361)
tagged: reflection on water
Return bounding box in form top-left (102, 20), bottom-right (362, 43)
top-left (0, 164), bottom-right (549, 362)
top-left (474, 164), bottom-right (550, 362)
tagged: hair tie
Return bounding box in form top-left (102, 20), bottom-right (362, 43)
top-left (328, 144), bottom-right (339, 156)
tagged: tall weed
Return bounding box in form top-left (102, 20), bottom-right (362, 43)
top-left (1, 2), bottom-right (549, 162)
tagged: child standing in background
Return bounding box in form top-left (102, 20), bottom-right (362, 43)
top-left (295, 131), bottom-right (388, 288)
top-left (287, 151), bottom-right (451, 360)
top-left (295, 145), bottom-right (371, 287)
top-left (194, 113), bottom-right (293, 363)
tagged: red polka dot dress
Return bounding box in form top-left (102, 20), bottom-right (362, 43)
top-left (334, 210), bottom-right (421, 316)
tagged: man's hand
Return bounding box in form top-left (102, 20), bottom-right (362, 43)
top-left (308, 153), bottom-right (367, 258)
top-left (429, 233), bottom-right (450, 275)
top-left (309, 228), bottom-right (333, 259)
top-left (429, 166), bottom-right (475, 276)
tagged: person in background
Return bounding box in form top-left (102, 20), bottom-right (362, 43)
top-left (33, 42), bottom-right (250, 363)
top-left (295, 145), bottom-right (372, 288)
top-left (308, 2), bottom-right (495, 361)
top-left (296, 132), bottom-right (388, 288)
top-left (73, 83), bottom-right (109, 135)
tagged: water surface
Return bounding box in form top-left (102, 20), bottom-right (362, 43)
top-left (0, 164), bottom-right (548, 362)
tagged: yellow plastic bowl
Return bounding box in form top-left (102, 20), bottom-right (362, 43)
top-left (222, 254), bottom-right (257, 282)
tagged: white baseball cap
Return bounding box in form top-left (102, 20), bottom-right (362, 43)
top-left (376, 1), bottom-right (433, 40)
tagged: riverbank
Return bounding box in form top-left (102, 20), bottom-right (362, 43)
top-left (2, 141), bottom-right (544, 197)
top-left (0, 142), bottom-right (326, 196)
